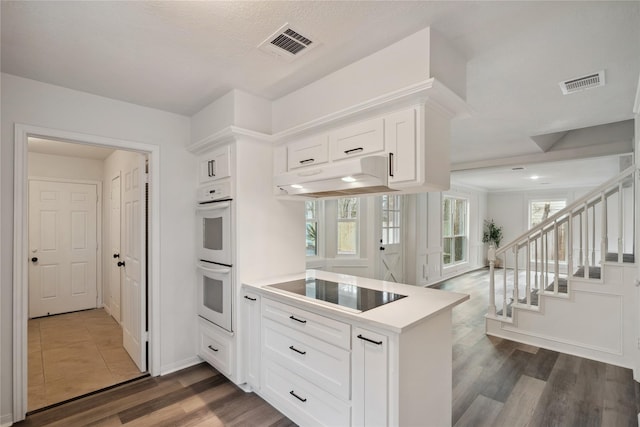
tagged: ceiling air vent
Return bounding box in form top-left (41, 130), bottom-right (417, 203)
top-left (258, 23), bottom-right (317, 62)
top-left (559, 70), bottom-right (605, 95)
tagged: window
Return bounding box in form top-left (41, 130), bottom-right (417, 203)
top-left (529, 200), bottom-right (566, 227)
top-left (305, 201), bottom-right (319, 256)
top-left (529, 199), bottom-right (567, 261)
top-left (381, 195), bottom-right (401, 245)
top-left (337, 197), bottom-right (359, 255)
top-left (443, 197), bottom-right (468, 266)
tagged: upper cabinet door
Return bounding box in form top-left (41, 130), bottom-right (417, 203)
top-left (287, 134), bottom-right (330, 170)
top-left (386, 108), bottom-right (417, 186)
top-left (330, 117), bottom-right (384, 161)
top-left (199, 145), bottom-right (231, 184)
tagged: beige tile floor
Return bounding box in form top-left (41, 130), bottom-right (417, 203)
top-left (28, 308), bottom-right (144, 412)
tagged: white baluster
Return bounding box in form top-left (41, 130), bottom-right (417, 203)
top-left (488, 245), bottom-right (496, 316)
top-left (554, 221), bottom-right (559, 294)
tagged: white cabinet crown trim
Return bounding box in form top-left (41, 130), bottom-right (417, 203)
top-left (273, 77), bottom-right (470, 145)
top-left (187, 125), bottom-right (272, 155)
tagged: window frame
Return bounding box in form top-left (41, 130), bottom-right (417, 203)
top-left (442, 196), bottom-right (469, 267)
top-left (336, 197), bottom-right (360, 256)
top-left (305, 200), bottom-right (323, 258)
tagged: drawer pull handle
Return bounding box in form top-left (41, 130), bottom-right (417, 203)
top-left (244, 295), bottom-right (257, 301)
top-left (209, 189), bottom-right (216, 194)
top-left (344, 147), bottom-right (364, 155)
top-left (289, 345), bottom-right (306, 355)
top-left (299, 158), bottom-right (315, 164)
top-left (207, 345), bottom-right (219, 352)
top-left (289, 390), bottom-right (307, 402)
top-left (389, 152), bottom-right (394, 177)
top-left (357, 334), bottom-right (383, 345)
top-left (289, 315), bottom-right (307, 324)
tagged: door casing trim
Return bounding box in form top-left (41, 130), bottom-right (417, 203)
top-left (13, 124), bottom-right (161, 421)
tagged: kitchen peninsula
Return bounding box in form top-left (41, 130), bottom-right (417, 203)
top-left (241, 270), bottom-right (469, 427)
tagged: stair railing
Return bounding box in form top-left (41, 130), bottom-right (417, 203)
top-left (488, 165), bottom-right (636, 322)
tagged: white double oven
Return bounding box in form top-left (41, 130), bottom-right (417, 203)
top-left (196, 193), bottom-right (233, 332)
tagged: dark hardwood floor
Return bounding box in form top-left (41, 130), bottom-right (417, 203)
top-left (433, 268), bottom-right (639, 427)
top-left (16, 268), bottom-right (639, 426)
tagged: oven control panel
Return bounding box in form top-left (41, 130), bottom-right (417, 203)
top-left (198, 181), bottom-right (231, 203)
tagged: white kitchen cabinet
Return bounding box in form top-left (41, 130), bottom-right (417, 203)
top-left (352, 327), bottom-right (388, 427)
top-left (197, 316), bottom-right (234, 378)
top-left (262, 358), bottom-right (352, 427)
top-left (385, 108), bottom-right (417, 187)
top-left (287, 134), bottom-right (330, 170)
top-left (330, 116), bottom-right (384, 161)
top-left (199, 144), bottom-right (231, 184)
top-left (241, 291), bottom-right (261, 390)
top-left (260, 297), bottom-right (352, 426)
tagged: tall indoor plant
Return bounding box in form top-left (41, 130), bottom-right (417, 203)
top-left (482, 219), bottom-right (503, 266)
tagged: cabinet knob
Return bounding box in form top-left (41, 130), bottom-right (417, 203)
top-left (117, 261), bottom-right (126, 267)
top-left (31, 257), bottom-right (38, 263)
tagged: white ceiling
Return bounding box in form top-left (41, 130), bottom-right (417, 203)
top-left (2, 1), bottom-right (639, 191)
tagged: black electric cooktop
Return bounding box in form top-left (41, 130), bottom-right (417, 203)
top-left (266, 278), bottom-right (407, 312)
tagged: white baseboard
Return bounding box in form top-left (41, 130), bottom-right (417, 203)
top-left (1, 412), bottom-right (14, 427)
top-left (159, 356), bottom-right (202, 376)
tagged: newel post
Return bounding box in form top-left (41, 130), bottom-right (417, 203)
top-left (488, 244), bottom-right (496, 316)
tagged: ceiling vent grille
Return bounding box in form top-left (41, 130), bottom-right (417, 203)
top-left (559, 71), bottom-right (605, 95)
top-left (259, 24), bottom-right (317, 62)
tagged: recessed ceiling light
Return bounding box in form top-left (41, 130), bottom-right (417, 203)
top-left (341, 176), bottom-right (356, 183)
top-left (530, 175), bottom-right (539, 180)
top-left (291, 184), bottom-right (303, 189)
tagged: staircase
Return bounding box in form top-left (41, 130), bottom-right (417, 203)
top-left (485, 165), bottom-right (638, 369)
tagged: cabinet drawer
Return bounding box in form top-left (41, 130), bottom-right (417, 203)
top-left (199, 145), bottom-right (231, 184)
top-left (197, 317), bottom-right (233, 377)
top-left (263, 318), bottom-right (350, 400)
top-left (262, 298), bottom-right (350, 350)
top-left (262, 359), bottom-right (351, 427)
top-left (331, 117), bottom-right (384, 161)
top-left (287, 135), bottom-right (329, 170)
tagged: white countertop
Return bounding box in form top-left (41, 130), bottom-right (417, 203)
top-left (243, 269), bottom-right (469, 333)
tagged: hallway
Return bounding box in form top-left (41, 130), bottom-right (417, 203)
top-left (28, 309), bottom-right (145, 411)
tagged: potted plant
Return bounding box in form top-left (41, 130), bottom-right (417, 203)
top-left (482, 219), bottom-right (503, 267)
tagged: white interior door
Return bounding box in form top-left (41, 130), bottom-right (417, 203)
top-left (121, 154), bottom-right (147, 371)
top-left (110, 175), bottom-right (122, 323)
top-left (28, 180), bottom-right (98, 317)
top-left (378, 194), bottom-right (403, 283)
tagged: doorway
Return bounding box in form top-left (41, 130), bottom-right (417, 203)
top-left (377, 194), bottom-right (404, 282)
top-left (14, 124), bottom-right (160, 421)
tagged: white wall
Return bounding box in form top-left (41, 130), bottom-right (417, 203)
top-left (487, 187), bottom-right (593, 247)
top-left (1, 73), bottom-right (196, 422)
top-left (28, 152), bottom-right (105, 182)
top-left (190, 90), bottom-right (272, 145)
top-left (272, 28), bottom-right (431, 133)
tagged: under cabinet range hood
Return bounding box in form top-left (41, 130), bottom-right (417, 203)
top-left (274, 155), bottom-right (395, 198)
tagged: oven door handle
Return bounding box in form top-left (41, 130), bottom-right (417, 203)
top-left (198, 264), bottom-right (231, 275)
top-left (196, 201), bottom-right (230, 211)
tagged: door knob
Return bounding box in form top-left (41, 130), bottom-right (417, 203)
top-left (31, 257), bottom-right (38, 263)
top-left (113, 253), bottom-right (120, 258)
top-left (117, 261), bottom-right (125, 267)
